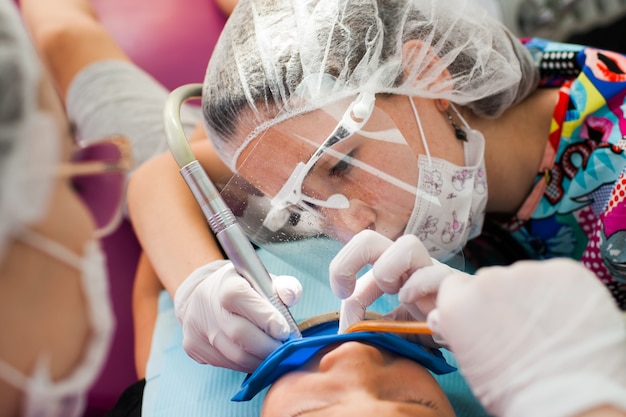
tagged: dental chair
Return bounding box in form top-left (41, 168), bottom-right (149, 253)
top-left (90, 0), bottom-right (227, 92)
top-left (80, 1), bottom-right (228, 415)
top-left (85, 222), bottom-right (141, 416)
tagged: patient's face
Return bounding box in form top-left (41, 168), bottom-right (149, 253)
top-left (261, 341), bottom-right (456, 417)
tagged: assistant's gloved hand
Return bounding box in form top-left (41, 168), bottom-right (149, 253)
top-left (329, 230), bottom-right (466, 334)
top-left (174, 259), bottom-right (302, 373)
top-left (427, 258), bottom-right (626, 417)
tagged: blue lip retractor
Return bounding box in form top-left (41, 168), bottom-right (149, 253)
top-left (232, 318), bottom-right (456, 401)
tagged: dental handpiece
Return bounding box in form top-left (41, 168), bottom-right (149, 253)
top-left (164, 84), bottom-right (302, 341)
top-left (181, 161), bottom-right (302, 339)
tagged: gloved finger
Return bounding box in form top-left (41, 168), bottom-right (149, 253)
top-left (399, 262), bottom-right (453, 314)
top-left (425, 309), bottom-right (447, 346)
top-left (399, 262), bottom-right (451, 302)
top-left (426, 309), bottom-right (442, 336)
top-left (338, 270), bottom-right (383, 333)
top-left (219, 277), bottom-right (291, 341)
top-left (329, 230), bottom-right (393, 299)
top-left (221, 312), bottom-right (284, 360)
top-left (272, 275), bottom-right (303, 307)
top-left (386, 301), bottom-right (427, 321)
top-left (426, 271), bottom-right (479, 340)
top-left (436, 267), bottom-right (477, 310)
top-left (371, 234), bottom-right (433, 294)
top-left (383, 307), bottom-right (442, 348)
top-left (182, 329), bottom-right (262, 374)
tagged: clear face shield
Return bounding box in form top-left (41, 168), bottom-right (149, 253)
top-left (221, 93), bottom-right (426, 260)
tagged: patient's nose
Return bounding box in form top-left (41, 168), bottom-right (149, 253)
top-left (318, 341), bottom-right (386, 373)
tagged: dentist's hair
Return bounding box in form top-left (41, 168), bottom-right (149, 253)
top-left (202, 0), bottom-right (539, 171)
top-left (0, 1), bottom-right (61, 259)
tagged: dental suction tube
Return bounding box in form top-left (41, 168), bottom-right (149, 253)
top-left (164, 83), bottom-right (302, 340)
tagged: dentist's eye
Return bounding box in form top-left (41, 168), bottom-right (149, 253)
top-left (329, 151), bottom-right (355, 178)
top-left (329, 159), bottom-right (349, 177)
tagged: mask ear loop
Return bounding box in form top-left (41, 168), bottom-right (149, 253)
top-left (17, 228), bottom-right (83, 270)
top-left (408, 97), bottom-right (432, 166)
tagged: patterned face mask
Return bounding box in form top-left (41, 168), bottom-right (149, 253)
top-left (404, 100), bottom-right (488, 261)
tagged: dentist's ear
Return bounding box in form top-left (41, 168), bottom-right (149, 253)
top-left (401, 39), bottom-right (454, 99)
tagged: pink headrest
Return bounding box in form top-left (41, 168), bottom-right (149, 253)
top-left (92, 0), bottom-right (227, 90)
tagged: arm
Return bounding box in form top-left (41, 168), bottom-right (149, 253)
top-left (126, 125), bottom-right (231, 297)
top-left (127, 130), bottom-right (303, 373)
top-left (215, 0), bottom-right (239, 16)
top-left (20, 0), bottom-right (130, 98)
top-left (132, 252), bottom-right (162, 379)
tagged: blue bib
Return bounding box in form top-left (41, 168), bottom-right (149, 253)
top-left (232, 319), bottom-right (456, 401)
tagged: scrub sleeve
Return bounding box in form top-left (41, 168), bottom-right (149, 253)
top-left (65, 60), bottom-right (202, 183)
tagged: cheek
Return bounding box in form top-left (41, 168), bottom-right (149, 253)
top-left (331, 150), bottom-right (418, 210)
top-left (341, 177), bottom-right (415, 222)
top-left (365, 141), bottom-right (419, 180)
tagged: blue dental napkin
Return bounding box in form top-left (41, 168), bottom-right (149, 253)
top-left (232, 319), bottom-right (456, 401)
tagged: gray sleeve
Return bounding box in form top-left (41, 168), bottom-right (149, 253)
top-left (66, 60), bottom-right (203, 172)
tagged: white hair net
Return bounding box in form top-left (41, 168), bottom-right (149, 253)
top-left (202, 0), bottom-right (540, 171)
top-left (0, 1), bottom-right (60, 260)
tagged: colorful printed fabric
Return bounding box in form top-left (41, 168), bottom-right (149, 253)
top-left (501, 38), bottom-right (626, 309)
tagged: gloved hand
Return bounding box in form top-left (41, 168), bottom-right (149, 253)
top-left (427, 258), bottom-right (626, 417)
top-left (329, 230), bottom-right (466, 333)
top-left (174, 259), bottom-right (302, 373)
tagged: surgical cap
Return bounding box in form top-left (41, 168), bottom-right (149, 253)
top-left (0, 1), bottom-right (60, 260)
top-left (202, 0), bottom-right (540, 171)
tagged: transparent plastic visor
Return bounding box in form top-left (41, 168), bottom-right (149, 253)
top-left (219, 94), bottom-right (423, 254)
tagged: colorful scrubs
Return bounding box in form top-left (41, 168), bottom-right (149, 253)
top-left (503, 38), bottom-right (626, 309)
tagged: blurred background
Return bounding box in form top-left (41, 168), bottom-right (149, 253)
top-left (497, 0), bottom-right (626, 52)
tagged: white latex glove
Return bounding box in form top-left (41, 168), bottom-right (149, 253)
top-left (329, 230), bottom-right (466, 333)
top-left (174, 259), bottom-right (302, 373)
top-left (427, 258), bottom-right (626, 417)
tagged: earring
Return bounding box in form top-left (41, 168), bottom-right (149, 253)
top-left (446, 110), bottom-right (467, 141)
